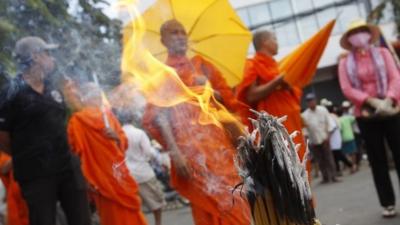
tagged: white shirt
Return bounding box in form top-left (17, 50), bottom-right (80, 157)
top-left (123, 124), bottom-right (157, 183)
top-left (302, 106), bottom-right (335, 145)
top-left (329, 113), bottom-right (342, 151)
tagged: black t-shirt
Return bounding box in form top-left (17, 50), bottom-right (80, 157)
top-left (0, 76), bottom-right (72, 182)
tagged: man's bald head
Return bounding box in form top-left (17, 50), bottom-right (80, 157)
top-left (160, 20), bottom-right (184, 36)
top-left (160, 19), bottom-right (188, 56)
top-left (80, 82), bottom-right (102, 107)
top-left (253, 30), bottom-right (278, 55)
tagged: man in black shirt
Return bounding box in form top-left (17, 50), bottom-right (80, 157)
top-left (0, 36), bottom-right (91, 225)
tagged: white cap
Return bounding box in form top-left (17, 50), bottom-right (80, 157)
top-left (15, 36), bottom-right (58, 60)
top-left (342, 101), bottom-right (351, 108)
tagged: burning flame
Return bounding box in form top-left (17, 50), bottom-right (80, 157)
top-left (118, 0), bottom-right (243, 130)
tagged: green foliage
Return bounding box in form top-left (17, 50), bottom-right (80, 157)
top-left (368, 0), bottom-right (400, 34)
top-left (0, 0), bottom-right (122, 87)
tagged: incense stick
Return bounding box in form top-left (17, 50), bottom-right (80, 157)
top-left (92, 72), bottom-right (110, 129)
top-left (236, 110), bottom-right (319, 225)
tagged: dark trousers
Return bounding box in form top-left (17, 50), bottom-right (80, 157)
top-left (332, 150), bottom-right (353, 172)
top-left (358, 115), bottom-right (400, 207)
top-left (19, 166), bottom-right (91, 225)
top-left (354, 133), bottom-right (364, 165)
top-left (311, 142), bottom-right (337, 181)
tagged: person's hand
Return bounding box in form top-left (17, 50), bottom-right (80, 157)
top-left (274, 75), bottom-right (289, 90)
top-left (103, 128), bottom-right (119, 142)
top-left (278, 80), bottom-right (292, 91)
top-left (170, 152), bottom-right (191, 179)
top-left (366, 97), bottom-right (385, 110)
top-left (195, 75), bottom-right (208, 86)
top-left (386, 105), bottom-right (400, 116)
top-left (213, 90), bottom-right (223, 103)
top-left (0, 159), bottom-right (12, 175)
top-left (376, 98), bottom-right (400, 116)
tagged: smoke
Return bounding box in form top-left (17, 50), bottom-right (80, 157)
top-left (113, 3), bottom-right (252, 224)
top-left (1, 0), bottom-right (123, 92)
top-left (49, 27), bottom-right (122, 90)
top-left (165, 107), bottom-right (248, 217)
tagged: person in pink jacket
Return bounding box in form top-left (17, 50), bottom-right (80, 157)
top-left (338, 19), bottom-right (400, 218)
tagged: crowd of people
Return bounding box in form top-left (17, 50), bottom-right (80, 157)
top-left (0, 17), bottom-right (399, 225)
top-left (302, 95), bottom-right (360, 184)
top-left (303, 19), bottom-right (400, 219)
top-left (338, 20), bottom-right (400, 218)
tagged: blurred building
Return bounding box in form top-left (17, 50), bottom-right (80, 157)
top-left (232, 0), bottom-right (397, 107)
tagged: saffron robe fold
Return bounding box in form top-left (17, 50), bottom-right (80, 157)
top-left (236, 52), bottom-right (308, 164)
top-left (0, 153), bottom-right (28, 225)
top-left (67, 107), bottom-right (147, 225)
top-left (170, 55), bottom-right (249, 122)
top-left (142, 55), bottom-right (251, 225)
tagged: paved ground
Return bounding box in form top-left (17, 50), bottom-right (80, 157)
top-left (313, 163), bottom-right (400, 225)
top-left (146, 161), bottom-right (400, 225)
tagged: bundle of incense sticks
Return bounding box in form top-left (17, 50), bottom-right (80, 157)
top-left (235, 110), bottom-right (320, 225)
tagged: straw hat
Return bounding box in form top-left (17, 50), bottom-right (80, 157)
top-left (340, 19), bottom-right (380, 50)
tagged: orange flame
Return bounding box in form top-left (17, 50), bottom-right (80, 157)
top-left (118, 0), bottom-right (243, 129)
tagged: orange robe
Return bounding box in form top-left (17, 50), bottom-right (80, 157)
top-left (143, 55), bottom-right (251, 225)
top-left (0, 153), bottom-right (28, 225)
top-left (67, 107), bottom-right (147, 225)
top-left (172, 55), bottom-right (249, 123)
top-left (237, 52), bottom-right (308, 166)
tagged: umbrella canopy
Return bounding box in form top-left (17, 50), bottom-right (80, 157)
top-left (279, 20), bottom-right (336, 88)
top-left (123, 0), bottom-right (251, 87)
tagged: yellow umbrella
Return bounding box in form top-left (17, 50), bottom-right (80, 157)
top-left (279, 20), bottom-right (336, 88)
top-left (123, 0), bottom-right (251, 87)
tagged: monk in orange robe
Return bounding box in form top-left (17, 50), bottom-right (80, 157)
top-left (157, 20), bottom-right (248, 124)
top-left (236, 30), bottom-right (309, 168)
top-left (0, 152), bottom-right (29, 225)
top-left (67, 83), bottom-right (147, 225)
top-left (142, 19), bottom-right (250, 225)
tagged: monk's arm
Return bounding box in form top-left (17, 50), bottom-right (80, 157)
top-left (156, 111), bottom-right (190, 178)
top-left (104, 127), bottom-right (121, 147)
top-left (246, 75), bottom-right (285, 104)
top-left (0, 131), bottom-right (11, 155)
top-left (156, 112), bottom-right (180, 156)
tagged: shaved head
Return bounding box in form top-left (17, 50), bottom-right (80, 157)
top-left (160, 19), bottom-right (188, 56)
top-left (252, 30), bottom-right (278, 55)
top-left (253, 30), bottom-right (274, 51)
top-left (80, 82), bottom-right (102, 107)
top-left (160, 19), bottom-right (184, 36)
